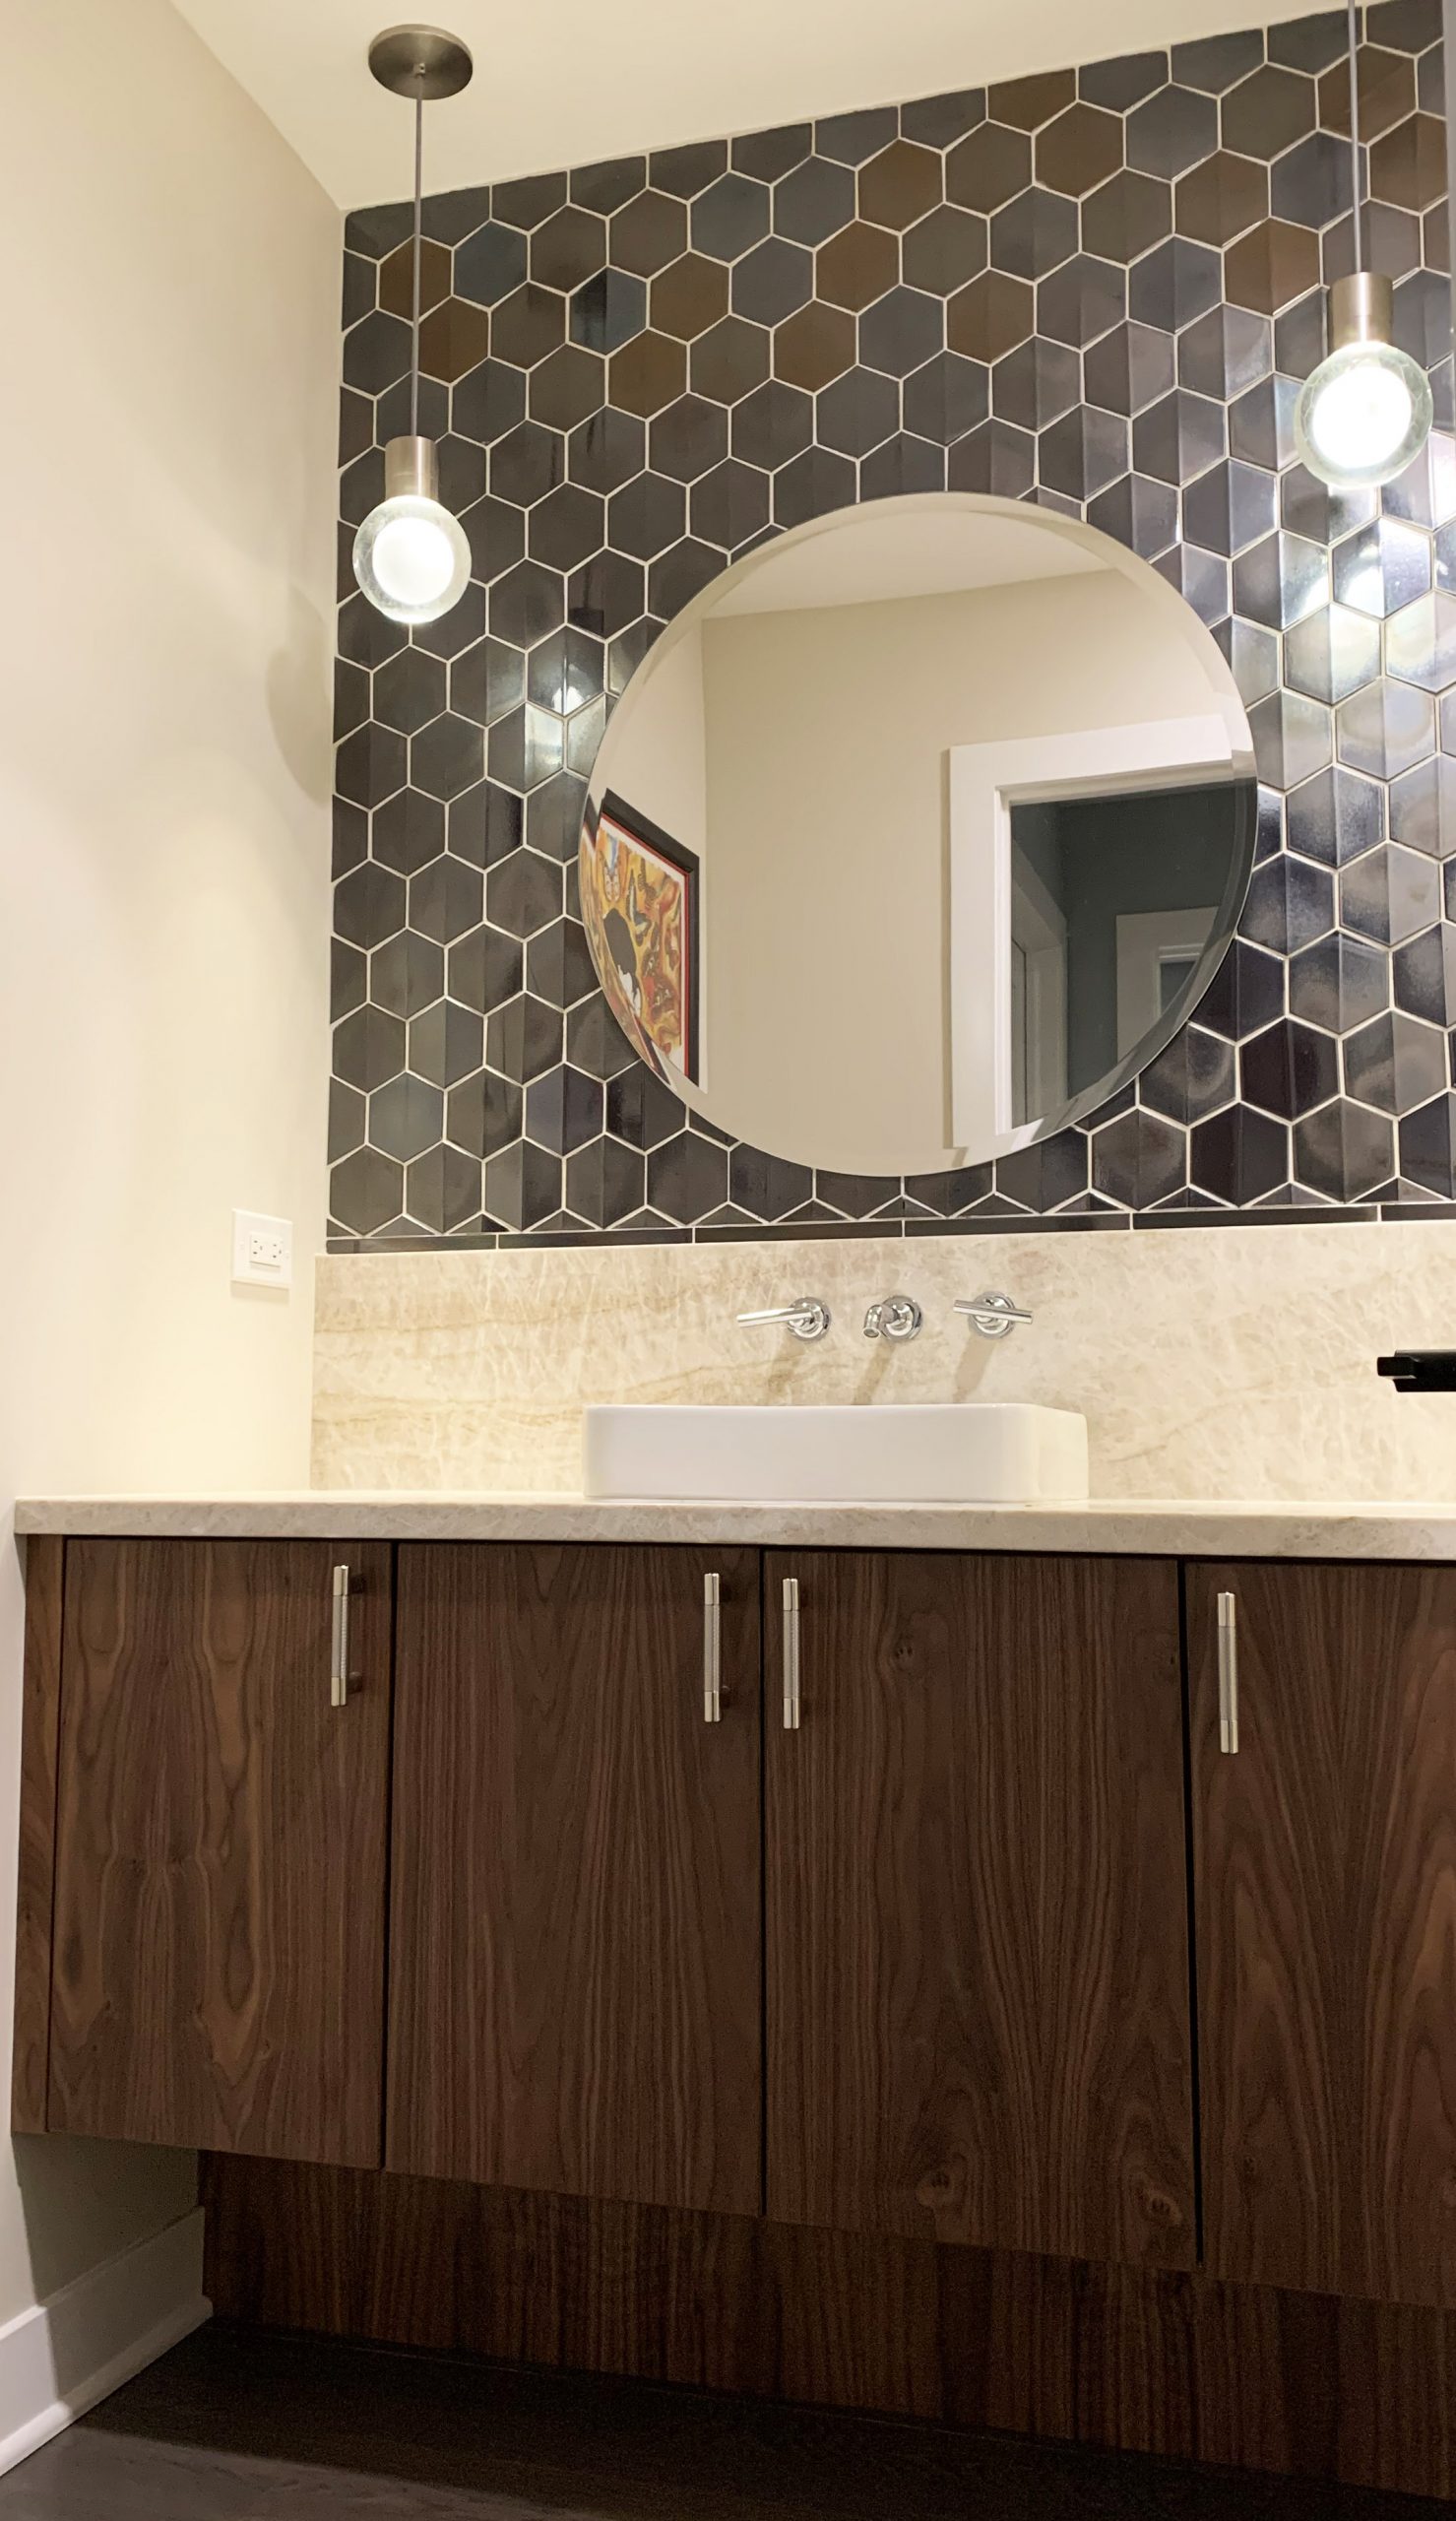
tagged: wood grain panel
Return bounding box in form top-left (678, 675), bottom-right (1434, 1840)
top-left (48, 1539), bottom-right (392, 2165)
top-left (202, 2154), bottom-right (1456, 2500)
top-left (387, 1543), bottom-right (761, 2216)
top-left (1190, 1561), bottom-right (1456, 2306)
top-left (764, 1551), bottom-right (1193, 2267)
top-left (12, 1535), bottom-right (64, 2134)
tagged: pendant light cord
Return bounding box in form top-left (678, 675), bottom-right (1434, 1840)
top-left (408, 87), bottom-right (417, 433)
top-left (1348, 0), bottom-right (1363, 269)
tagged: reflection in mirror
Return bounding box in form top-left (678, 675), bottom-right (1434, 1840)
top-left (583, 494), bottom-right (1256, 1182)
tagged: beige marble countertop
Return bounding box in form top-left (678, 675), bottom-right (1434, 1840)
top-left (15, 1492), bottom-right (1456, 1560)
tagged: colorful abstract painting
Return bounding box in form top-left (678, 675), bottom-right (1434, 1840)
top-left (580, 791), bottom-right (700, 1085)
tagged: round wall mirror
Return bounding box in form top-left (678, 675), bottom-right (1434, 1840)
top-left (580, 492), bottom-right (1257, 1181)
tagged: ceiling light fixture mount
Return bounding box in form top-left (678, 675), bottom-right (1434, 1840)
top-left (1293, 0), bottom-right (1431, 490)
top-left (352, 25), bottom-right (474, 625)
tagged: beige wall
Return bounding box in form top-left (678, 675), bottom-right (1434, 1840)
top-left (696, 568), bottom-right (1224, 1174)
top-left (0, 3), bottom-right (339, 2320)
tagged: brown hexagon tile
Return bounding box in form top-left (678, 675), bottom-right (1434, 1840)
top-left (690, 314), bottom-right (771, 403)
top-left (1318, 45), bottom-right (1417, 142)
top-left (1225, 218), bottom-right (1321, 315)
top-left (650, 252), bottom-right (729, 340)
top-left (379, 235), bottom-right (451, 320)
top-left (945, 121), bottom-right (1032, 213)
top-left (1082, 167), bottom-right (1172, 261)
top-left (419, 295), bottom-right (492, 383)
top-left (902, 202), bottom-right (987, 293)
top-left (858, 138), bottom-right (942, 229)
top-left (987, 69), bottom-right (1076, 130)
top-left (609, 189), bottom-right (689, 277)
top-left (531, 206), bottom-right (607, 291)
top-left (1174, 151), bottom-right (1270, 247)
top-left (1221, 63), bottom-right (1317, 162)
top-left (1370, 113), bottom-right (1448, 212)
top-left (816, 220), bottom-right (900, 311)
top-left (1036, 101), bottom-right (1123, 197)
top-left (608, 330), bottom-right (688, 417)
top-left (947, 268), bottom-right (1034, 361)
top-left (773, 301), bottom-right (856, 391)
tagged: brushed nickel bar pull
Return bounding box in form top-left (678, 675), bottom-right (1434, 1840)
top-left (331, 1564), bottom-right (351, 1710)
top-left (783, 1576), bottom-right (801, 1731)
top-left (1217, 1590), bottom-right (1238, 1755)
top-left (703, 1571), bottom-right (722, 1723)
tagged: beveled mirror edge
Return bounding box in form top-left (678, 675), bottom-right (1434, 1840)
top-left (582, 489), bottom-right (1259, 1173)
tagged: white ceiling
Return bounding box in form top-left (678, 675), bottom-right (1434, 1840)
top-left (170, 0), bottom-right (1274, 211)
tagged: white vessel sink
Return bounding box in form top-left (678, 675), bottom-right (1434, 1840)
top-left (583, 1403), bottom-right (1088, 1507)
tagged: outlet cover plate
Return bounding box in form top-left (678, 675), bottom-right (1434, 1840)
top-left (231, 1208), bottom-right (292, 1291)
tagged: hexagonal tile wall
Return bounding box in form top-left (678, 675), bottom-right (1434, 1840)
top-left (333, 7), bottom-right (1456, 1244)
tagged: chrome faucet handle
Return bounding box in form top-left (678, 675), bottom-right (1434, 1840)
top-left (954, 1290), bottom-right (1033, 1340)
top-left (735, 1297), bottom-right (831, 1342)
top-left (863, 1295), bottom-right (922, 1342)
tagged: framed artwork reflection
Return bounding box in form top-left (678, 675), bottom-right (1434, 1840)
top-left (580, 790), bottom-right (701, 1086)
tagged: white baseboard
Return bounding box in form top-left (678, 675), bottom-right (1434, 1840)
top-left (0, 2206), bottom-right (210, 2477)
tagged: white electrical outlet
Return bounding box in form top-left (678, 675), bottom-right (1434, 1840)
top-left (231, 1208), bottom-right (293, 1291)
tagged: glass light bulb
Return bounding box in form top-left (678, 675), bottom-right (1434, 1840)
top-left (1294, 338), bottom-right (1433, 490)
top-left (353, 491), bottom-right (471, 625)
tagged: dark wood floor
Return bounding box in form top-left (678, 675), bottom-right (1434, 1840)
top-left (0, 2324), bottom-right (1439, 2519)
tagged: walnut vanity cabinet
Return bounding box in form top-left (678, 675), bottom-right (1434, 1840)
top-left (1189, 1561), bottom-right (1456, 2308)
top-left (40, 1538), bottom-right (392, 2166)
top-left (764, 1550), bottom-right (1197, 2268)
top-left (384, 1543), bottom-right (763, 2215)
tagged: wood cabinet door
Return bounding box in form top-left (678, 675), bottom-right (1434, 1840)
top-left (387, 1543), bottom-right (761, 2216)
top-left (47, 1539), bottom-right (392, 2165)
top-left (1190, 1560), bottom-right (1456, 2305)
top-left (765, 1550), bottom-right (1195, 2266)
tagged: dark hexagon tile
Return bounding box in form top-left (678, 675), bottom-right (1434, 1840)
top-left (1293, 1096), bottom-right (1394, 1197)
top-left (1036, 101), bottom-right (1124, 198)
top-left (526, 766), bottom-right (592, 862)
top-left (1223, 61), bottom-right (1318, 158)
top-left (691, 458), bottom-right (772, 549)
top-left (647, 1126), bottom-right (729, 1220)
top-left (1284, 602), bottom-right (1382, 702)
top-left (992, 1131), bottom-right (1090, 1211)
top-left (1126, 83), bottom-right (1219, 178)
top-left (1286, 762), bottom-right (1385, 864)
top-left (946, 120), bottom-right (1033, 213)
top-left (692, 172), bottom-right (772, 262)
top-left (690, 314), bottom-right (772, 403)
top-left (1384, 432), bottom-right (1456, 531)
top-left (948, 417), bottom-right (1037, 497)
top-left (608, 330), bottom-right (688, 417)
top-left (731, 376), bottom-right (814, 468)
top-left (569, 407), bottom-right (646, 494)
top-left (1084, 319), bottom-right (1176, 416)
top-left (568, 549), bottom-right (647, 638)
top-left (1178, 304), bottom-right (1272, 403)
top-left (1394, 922), bottom-right (1456, 1022)
top-left (333, 799), bottom-right (368, 884)
top-left (1038, 253), bottom-right (1126, 348)
top-left (1240, 851), bottom-right (1335, 953)
top-left (405, 1141), bottom-right (481, 1234)
top-left (858, 285), bottom-right (943, 376)
top-left (1128, 234), bottom-right (1223, 332)
top-left (816, 363), bottom-right (900, 456)
top-left (530, 344), bottom-right (605, 433)
top-left (1184, 458), bottom-right (1278, 556)
top-left (649, 395), bottom-right (729, 482)
top-left (1131, 387), bottom-right (1227, 484)
top-left (570, 156), bottom-right (647, 217)
top-left (1289, 927), bottom-right (1391, 1029)
top-left (903, 350), bottom-right (989, 443)
top-left (1340, 837), bottom-right (1442, 937)
top-left (648, 536), bottom-right (724, 617)
top-left (1344, 1006), bottom-right (1447, 1112)
top-left (651, 139), bottom-right (729, 199)
top-left (1240, 1015), bottom-right (1339, 1116)
top-left (989, 186), bottom-right (1079, 280)
top-left (1270, 126), bottom-right (1356, 228)
top-left (1173, 30), bottom-right (1265, 92)
top-left (651, 251), bottom-right (728, 341)
top-left (1332, 514), bottom-right (1433, 615)
top-left (1337, 677), bottom-right (1437, 777)
top-left (733, 235), bottom-right (814, 326)
top-left (608, 470), bottom-right (686, 559)
top-left (606, 1064), bottom-right (686, 1148)
top-left (565, 992), bottom-right (638, 1079)
top-left (569, 268), bottom-right (648, 354)
top-left (448, 921), bottom-right (523, 1012)
top-left (1139, 1025), bottom-right (1236, 1124)
top-left (902, 203), bottom-right (988, 295)
top-left (407, 854), bottom-right (483, 947)
top-left (993, 335), bottom-right (1082, 430)
top-left (492, 171), bottom-right (568, 230)
top-left (488, 702), bottom-right (564, 793)
top-left (1040, 404), bottom-right (1128, 500)
top-left (1195, 935), bottom-right (1287, 1038)
top-left (1370, 110), bottom-right (1447, 212)
top-left (903, 88), bottom-right (987, 149)
top-left (1390, 751), bottom-right (1456, 854)
top-left (335, 660), bottom-right (369, 744)
top-left (329, 1074), bottom-right (366, 1163)
top-left (371, 787), bottom-right (445, 877)
top-left (482, 1138), bottom-right (563, 1231)
top-left (988, 70), bottom-right (1077, 130)
top-left (369, 1072), bottom-right (445, 1165)
top-left (490, 420), bottom-right (565, 507)
top-left (1080, 168), bottom-right (1172, 266)
top-left (368, 929), bottom-right (443, 1020)
top-left (338, 724), bottom-right (407, 812)
top-left (1232, 529), bottom-right (1330, 629)
top-left (1090, 1107), bottom-right (1187, 1204)
top-left (816, 221), bottom-right (900, 313)
top-left (331, 1146), bottom-right (404, 1236)
top-left (1216, 615), bottom-right (1281, 708)
top-left (859, 433), bottom-right (946, 498)
top-left (1088, 469), bottom-right (1179, 559)
top-left (1080, 50), bottom-right (1167, 111)
top-left (490, 557), bottom-right (567, 648)
top-left (774, 156), bottom-right (856, 246)
top-left (340, 589), bottom-right (406, 674)
top-left (1271, 287), bottom-right (1329, 382)
top-left (775, 302), bottom-right (856, 392)
top-left (1268, 13), bottom-right (1350, 76)
top-left (816, 104), bottom-right (901, 164)
top-left (527, 919), bottom-right (599, 1010)
top-left (773, 445), bottom-right (856, 529)
top-left (1227, 219), bottom-right (1322, 318)
top-left (611, 189), bottom-right (689, 278)
top-left (1319, 43), bottom-right (1418, 142)
top-left (447, 783), bottom-right (523, 870)
top-left (340, 448), bottom-right (385, 529)
top-left (1175, 153), bottom-right (1270, 249)
top-left (948, 269), bottom-right (1035, 361)
top-left (491, 284), bottom-right (564, 370)
top-left (564, 1134), bottom-right (647, 1228)
top-left (453, 356), bottom-right (528, 447)
top-left (485, 989), bottom-right (563, 1083)
top-left (1249, 687), bottom-right (1333, 783)
top-left (528, 481), bottom-right (604, 572)
top-left (1399, 1089), bottom-right (1456, 1197)
top-left (343, 307), bottom-right (412, 395)
top-left (1189, 1103), bottom-right (1291, 1201)
top-left (859, 138), bottom-right (942, 229)
top-left (335, 1003), bottom-right (407, 1096)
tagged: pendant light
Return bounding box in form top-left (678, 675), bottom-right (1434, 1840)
top-left (1293, 0), bottom-right (1432, 489)
top-left (353, 26), bottom-right (474, 624)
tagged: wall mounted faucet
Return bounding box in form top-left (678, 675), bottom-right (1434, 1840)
top-left (863, 1296), bottom-right (921, 1342)
top-left (735, 1298), bottom-right (831, 1342)
top-left (955, 1291), bottom-right (1033, 1340)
